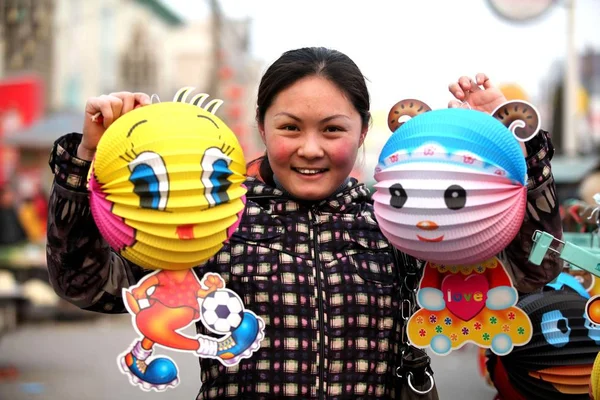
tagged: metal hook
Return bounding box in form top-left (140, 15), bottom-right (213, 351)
top-left (401, 299), bottom-right (412, 321)
top-left (588, 207), bottom-right (600, 223)
top-left (587, 193), bottom-right (600, 229)
top-left (407, 371), bottom-right (435, 395)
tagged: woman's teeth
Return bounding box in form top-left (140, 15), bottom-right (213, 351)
top-left (294, 168), bottom-right (326, 175)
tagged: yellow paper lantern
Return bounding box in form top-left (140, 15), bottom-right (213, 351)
top-left (89, 89), bottom-right (247, 270)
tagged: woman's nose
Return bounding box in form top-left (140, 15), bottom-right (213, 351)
top-left (297, 133), bottom-right (325, 159)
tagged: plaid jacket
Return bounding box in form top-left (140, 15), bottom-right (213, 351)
top-left (46, 131), bottom-right (562, 399)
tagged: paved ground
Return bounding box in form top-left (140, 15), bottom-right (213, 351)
top-left (0, 315), bottom-right (497, 399)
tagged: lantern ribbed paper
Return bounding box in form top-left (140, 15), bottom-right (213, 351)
top-left (89, 101), bottom-right (246, 270)
top-left (373, 107), bottom-right (527, 265)
top-left (489, 287), bottom-right (600, 400)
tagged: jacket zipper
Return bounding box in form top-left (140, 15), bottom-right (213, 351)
top-left (310, 205), bottom-right (326, 400)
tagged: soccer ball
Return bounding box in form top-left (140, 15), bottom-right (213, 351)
top-left (200, 289), bottom-right (244, 334)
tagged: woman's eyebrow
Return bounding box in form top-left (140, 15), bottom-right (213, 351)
top-left (273, 112), bottom-right (350, 123)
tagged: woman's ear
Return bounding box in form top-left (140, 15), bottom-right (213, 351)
top-left (359, 126), bottom-right (368, 147)
top-left (258, 122), bottom-right (266, 144)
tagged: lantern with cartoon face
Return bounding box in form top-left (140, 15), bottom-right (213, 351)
top-left (373, 99), bottom-right (538, 265)
top-left (89, 89), bottom-right (247, 270)
top-left (374, 99), bottom-right (541, 356)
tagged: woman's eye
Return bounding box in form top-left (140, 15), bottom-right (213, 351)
top-left (282, 125), bottom-right (298, 131)
top-left (325, 126), bottom-right (343, 133)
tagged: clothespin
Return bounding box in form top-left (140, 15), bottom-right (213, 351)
top-left (587, 193), bottom-right (600, 228)
top-left (529, 230), bottom-right (600, 278)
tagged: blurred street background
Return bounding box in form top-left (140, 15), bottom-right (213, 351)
top-left (1, 0), bottom-right (600, 399)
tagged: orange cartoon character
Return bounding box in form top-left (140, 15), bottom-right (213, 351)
top-left (373, 99), bottom-right (540, 355)
top-left (88, 88), bottom-right (264, 391)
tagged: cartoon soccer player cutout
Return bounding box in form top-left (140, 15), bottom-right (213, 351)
top-left (373, 99), bottom-right (540, 356)
top-left (88, 88), bottom-right (265, 391)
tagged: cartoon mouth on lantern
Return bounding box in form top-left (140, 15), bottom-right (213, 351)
top-left (416, 220), bottom-right (444, 242)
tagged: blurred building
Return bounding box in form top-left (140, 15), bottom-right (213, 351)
top-left (0, 0), bottom-right (54, 108)
top-left (0, 0), bottom-right (262, 323)
top-left (540, 48), bottom-right (600, 155)
top-left (52, 0), bottom-right (184, 109)
top-left (169, 14), bottom-right (263, 159)
top-left (535, 49), bottom-right (600, 201)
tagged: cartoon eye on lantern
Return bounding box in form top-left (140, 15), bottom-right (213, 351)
top-left (444, 185), bottom-right (467, 210)
top-left (128, 151), bottom-right (169, 210)
top-left (201, 147), bottom-right (234, 207)
top-left (389, 183), bottom-right (408, 209)
top-left (541, 310), bottom-right (571, 348)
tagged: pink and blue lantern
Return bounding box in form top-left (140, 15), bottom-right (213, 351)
top-left (373, 100), bottom-right (539, 265)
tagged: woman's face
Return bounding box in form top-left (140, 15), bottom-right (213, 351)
top-left (259, 75), bottom-right (367, 201)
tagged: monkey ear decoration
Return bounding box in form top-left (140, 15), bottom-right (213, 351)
top-left (491, 100), bottom-right (541, 142)
top-left (387, 99), bottom-right (432, 133)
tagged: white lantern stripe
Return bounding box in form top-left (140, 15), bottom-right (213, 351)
top-left (378, 205), bottom-right (524, 264)
top-left (374, 165), bottom-right (517, 185)
top-left (373, 178), bottom-right (518, 192)
top-left (374, 191), bottom-right (523, 225)
top-left (373, 186), bottom-right (524, 212)
top-left (376, 198), bottom-right (522, 241)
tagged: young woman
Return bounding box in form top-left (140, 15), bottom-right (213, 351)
top-left (46, 47), bottom-right (562, 399)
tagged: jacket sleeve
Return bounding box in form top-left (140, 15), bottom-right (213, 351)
top-left (499, 130), bottom-right (563, 293)
top-left (46, 133), bottom-right (148, 313)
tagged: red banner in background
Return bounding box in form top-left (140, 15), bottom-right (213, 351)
top-left (0, 75), bottom-right (44, 187)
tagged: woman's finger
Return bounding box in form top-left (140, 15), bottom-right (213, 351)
top-left (476, 73), bottom-right (493, 89)
top-left (448, 82), bottom-right (464, 99)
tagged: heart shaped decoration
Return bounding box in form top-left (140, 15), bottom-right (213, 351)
top-left (441, 273), bottom-right (489, 321)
